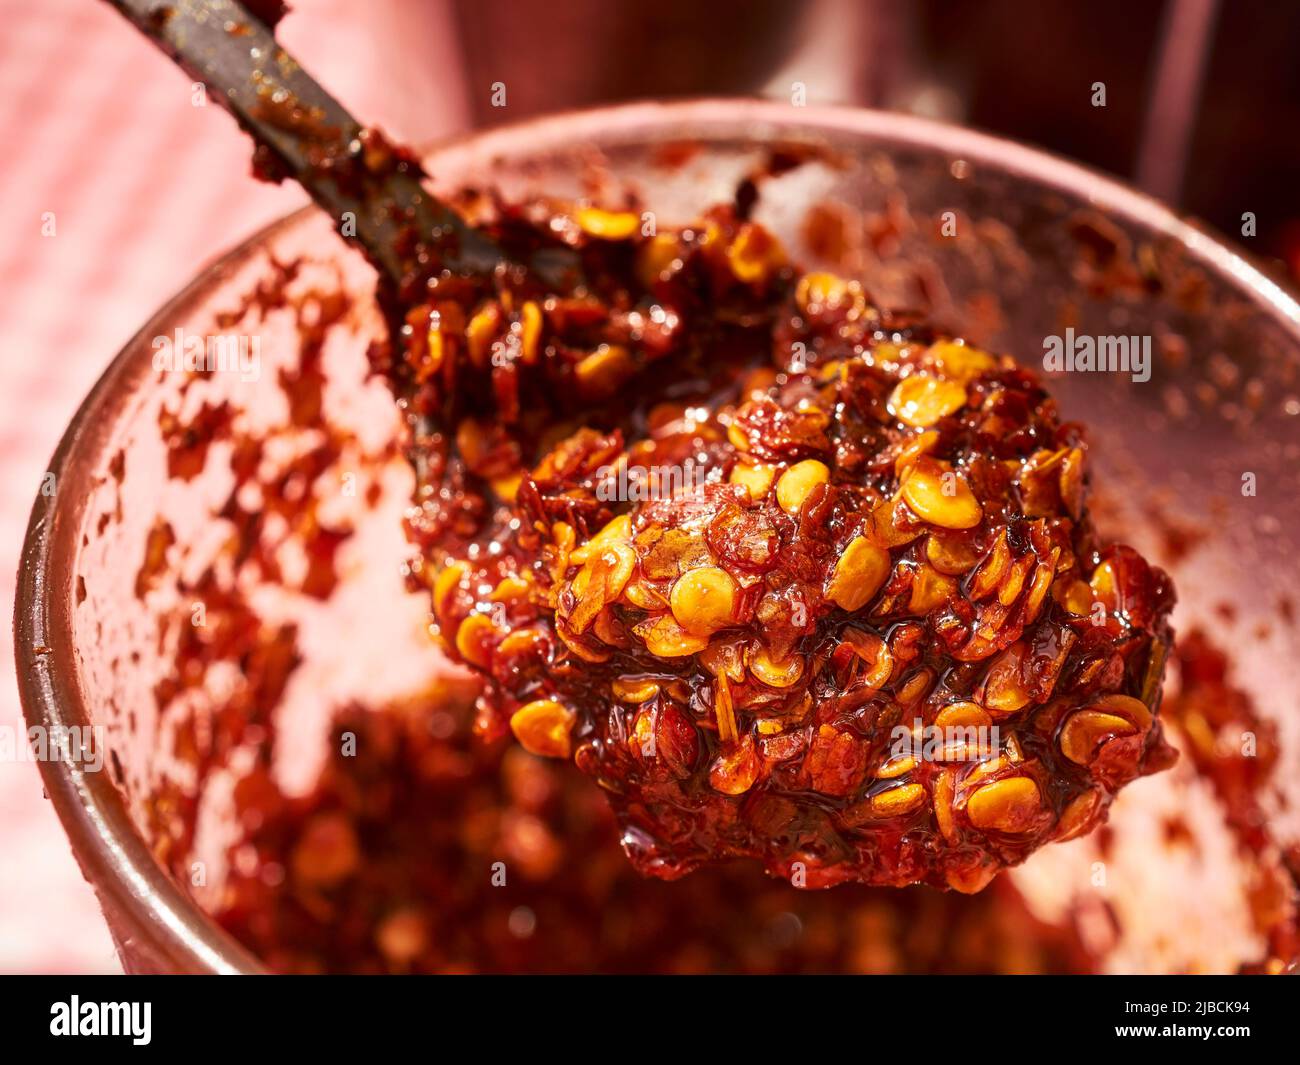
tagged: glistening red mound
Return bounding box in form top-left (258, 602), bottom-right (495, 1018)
top-left (390, 198), bottom-right (1177, 891)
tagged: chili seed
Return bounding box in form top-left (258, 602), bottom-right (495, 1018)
top-left (574, 207), bottom-right (640, 240)
top-left (826, 535), bottom-right (891, 611)
top-left (569, 513), bottom-right (632, 566)
top-left (510, 699), bottom-right (576, 759)
top-left (567, 542), bottom-right (636, 632)
top-left (1058, 578), bottom-right (1094, 615)
top-left (636, 614), bottom-right (710, 658)
top-left (1059, 447), bottom-right (1086, 520)
top-left (454, 612), bottom-right (497, 669)
top-left (875, 754), bottom-right (917, 779)
top-left (839, 628), bottom-right (894, 689)
top-left (924, 530), bottom-right (983, 575)
top-left (466, 303), bottom-right (500, 366)
top-left (908, 563), bottom-right (957, 613)
top-left (1054, 790), bottom-right (1102, 841)
top-left (982, 642), bottom-right (1031, 715)
top-left (670, 566), bottom-right (739, 635)
top-left (490, 575), bottom-right (530, 602)
top-left (1092, 693), bottom-right (1153, 729)
top-left (729, 460), bottom-right (777, 500)
top-left (1059, 709), bottom-right (1139, 765)
top-left (926, 339), bottom-right (997, 381)
top-left (635, 233), bottom-right (681, 287)
top-left (748, 644), bottom-right (805, 688)
top-left (708, 734), bottom-right (761, 794)
top-left (432, 561), bottom-right (467, 618)
top-left (900, 460), bottom-right (982, 529)
top-left (933, 770), bottom-right (957, 842)
top-left (795, 271), bottom-right (851, 315)
top-left (871, 782), bottom-right (927, 817)
top-left (894, 429), bottom-right (939, 478)
top-left (519, 300), bottom-right (543, 363)
top-left (726, 223), bottom-right (785, 283)
top-left (966, 776), bottom-right (1042, 832)
top-left (887, 372), bottom-right (968, 428)
top-left (575, 344), bottom-right (634, 399)
top-left (612, 677), bottom-right (662, 703)
top-left (776, 459), bottom-right (830, 514)
top-left (936, 702), bottom-right (992, 729)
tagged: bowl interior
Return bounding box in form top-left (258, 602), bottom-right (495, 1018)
top-left (19, 100), bottom-right (1300, 973)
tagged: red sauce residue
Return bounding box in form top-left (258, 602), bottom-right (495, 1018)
top-left (211, 684), bottom-right (1094, 975)
top-left (1161, 630), bottom-right (1298, 972)
top-left (109, 178), bottom-right (1292, 975)
top-left (390, 191), bottom-right (1178, 892)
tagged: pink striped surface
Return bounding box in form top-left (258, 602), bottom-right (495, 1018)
top-left (0, 0), bottom-right (468, 972)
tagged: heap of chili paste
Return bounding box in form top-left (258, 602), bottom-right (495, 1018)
top-left (386, 194), bottom-right (1176, 891)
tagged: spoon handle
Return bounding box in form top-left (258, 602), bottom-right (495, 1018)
top-left (105, 0), bottom-right (503, 289)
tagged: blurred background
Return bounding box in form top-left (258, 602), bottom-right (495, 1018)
top-left (0, 0), bottom-right (1296, 972)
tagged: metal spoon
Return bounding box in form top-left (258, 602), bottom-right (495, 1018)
top-left (105, 0), bottom-right (576, 296)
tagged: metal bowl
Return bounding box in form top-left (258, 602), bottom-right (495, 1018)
top-left (16, 100), bottom-right (1300, 973)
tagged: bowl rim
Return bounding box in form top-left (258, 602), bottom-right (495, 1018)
top-left (15, 96), bottom-right (1300, 975)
